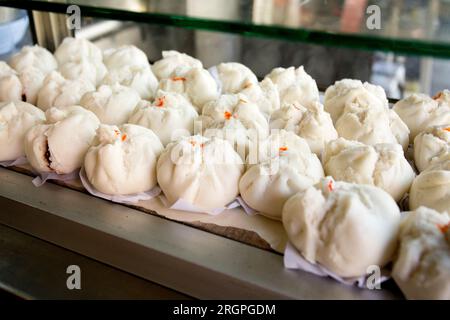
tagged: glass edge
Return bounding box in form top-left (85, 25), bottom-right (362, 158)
top-left (1, 0), bottom-right (450, 58)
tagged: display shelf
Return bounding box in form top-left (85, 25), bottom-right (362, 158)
top-left (0, 167), bottom-right (403, 299)
top-left (1, 0), bottom-right (450, 58)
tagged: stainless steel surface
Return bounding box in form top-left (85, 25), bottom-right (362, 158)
top-left (0, 168), bottom-right (402, 299)
top-left (0, 224), bottom-right (190, 299)
top-left (31, 11), bottom-right (71, 50)
top-left (76, 20), bottom-right (124, 41)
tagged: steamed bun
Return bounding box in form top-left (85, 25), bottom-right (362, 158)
top-left (409, 162), bottom-right (450, 214)
top-left (158, 67), bottom-right (219, 111)
top-left (84, 124), bottom-right (164, 195)
top-left (127, 90), bottom-right (198, 145)
top-left (101, 65), bottom-right (158, 100)
top-left (0, 61), bottom-right (52, 105)
top-left (251, 129), bottom-right (313, 165)
top-left (239, 136), bottom-right (324, 220)
top-left (0, 101), bottom-right (46, 161)
top-left (392, 207), bottom-right (450, 300)
top-left (324, 79), bottom-right (388, 123)
top-left (414, 125), bottom-right (450, 172)
top-left (238, 78), bottom-right (280, 116)
top-left (9, 45), bottom-right (57, 75)
top-left (58, 59), bottom-right (107, 86)
top-left (282, 177), bottom-right (401, 278)
top-left (200, 94), bottom-right (269, 160)
top-left (0, 61), bottom-right (22, 102)
top-left (80, 84), bottom-right (140, 125)
top-left (335, 97), bottom-right (407, 149)
top-left (393, 93), bottom-right (450, 142)
top-left (322, 138), bottom-right (415, 201)
top-left (24, 105), bottom-right (100, 174)
top-left (265, 66), bottom-right (319, 107)
top-left (269, 102), bottom-right (337, 155)
top-left (103, 45), bottom-right (149, 70)
top-left (54, 37), bottom-right (103, 65)
top-left (157, 135), bottom-right (244, 210)
top-left (201, 94), bottom-right (269, 137)
top-left (152, 50), bottom-right (202, 80)
top-left (214, 62), bottom-right (258, 94)
top-left (36, 71), bottom-right (95, 111)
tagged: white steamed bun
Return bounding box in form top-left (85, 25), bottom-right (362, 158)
top-left (36, 71), bottom-right (95, 111)
top-left (128, 90), bottom-right (198, 145)
top-left (158, 67), bottom-right (219, 111)
top-left (324, 78), bottom-right (388, 123)
top-left (409, 161), bottom-right (450, 214)
top-left (265, 66), bottom-right (320, 108)
top-left (54, 37), bottom-right (103, 65)
top-left (392, 207), bottom-right (450, 300)
top-left (213, 62), bottom-right (258, 94)
top-left (200, 94), bottom-right (269, 160)
top-left (59, 59), bottom-right (107, 86)
top-left (24, 105), bottom-right (100, 174)
top-left (282, 177), bottom-right (401, 278)
top-left (239, 133), bottom-right (324, 220)
top-left (393, 93), bottom-right (450, 142)
top-left (0, 61), bottom-right (22, 102)
top-left (322, 138), bottom-right (415, 201)
top-left (238, 78), bottom-right (280, 116)
top-left (84, 124), bottom-right (163, 195)
top-left (269, 101), bottom-right (337, 155)
top-left (152, 50), bottom-right (202, 80)
top-left (80, 84), bottom-right (140, 125)
top-left (414, 125), bottom-right (450, 172)
top-left (0, 101), bottom-right (46, 161)
top-left (9, 45), bottom-right (57, 74)
top-left (157, 135), bottom-right (244, 210)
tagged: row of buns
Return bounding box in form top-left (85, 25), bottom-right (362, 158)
top-left (0, 37), bottom-right (449, 299)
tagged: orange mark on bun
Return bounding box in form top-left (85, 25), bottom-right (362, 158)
top-left (172, 77), bottom-right (186, 81)
top-left (121, 134), bottom-right (127, 142)
top-left (155, 96), bottom-right (165, 107)
top-left (224, 111), bottom-right (232, 120)
top-left (437, 222), bottom-right (450, 234)
top-left (433, 91), bottom-right (443, 100)
top-left (327, 180), bottom-right (334, 192)
top-left (443, 127), bottom-right (450, 132)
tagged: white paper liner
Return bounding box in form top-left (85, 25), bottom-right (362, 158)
top-left (0, 156), bottom-right (28, 167)
top-left (284, 242), bottom-right (390, 289)
top-left (159, 194), bottom-right (241, 216)
top-left (79, 168), bottom-right (161, 204)
top-left (207, 66), bottom-right (223, 94)
top-left (32, 170), bottom-right (80, 187)
top-left (236, 196), bottom-right (258, 216)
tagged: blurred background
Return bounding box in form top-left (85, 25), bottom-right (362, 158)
top-left (1, 0), bottom-right (450, 99)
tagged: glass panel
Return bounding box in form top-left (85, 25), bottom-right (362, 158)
top-left (1, 0), bottom-right (450, 58)
top-left (77, 16), bottom-right (450, 98)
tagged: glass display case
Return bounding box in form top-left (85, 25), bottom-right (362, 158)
top-left (1, 0), bottom-right (449, 300)
top-left (1, 0), bottom-right (450, 98)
